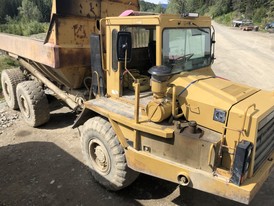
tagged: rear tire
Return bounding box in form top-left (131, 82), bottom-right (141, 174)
top-left (1, 68), bottom-right (25, 109)
top-left (81, 116), bottom-right (139, 191)
top-left (16, 81), bottom-right (50, 127)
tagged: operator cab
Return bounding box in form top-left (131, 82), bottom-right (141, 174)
top-left (91, 13), bottom-right (215, 122)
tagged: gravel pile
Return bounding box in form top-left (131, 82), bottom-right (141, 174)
top-left (0, 112), bottom-right (19, 130)
top-left (0, 102), bottom-right (20, 134)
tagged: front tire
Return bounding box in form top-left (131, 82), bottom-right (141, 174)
top-left (81, 116), bottom-right (139, 191)
top-left (16, 81), bottom-right (50, 127)
top-left (1, 68), bottom-right (25, 109)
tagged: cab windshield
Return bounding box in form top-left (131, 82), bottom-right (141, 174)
top-left (162, 28), bottom-right (211, 72)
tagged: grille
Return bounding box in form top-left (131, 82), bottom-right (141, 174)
top-left (254, 111), bottom-right (274, 172)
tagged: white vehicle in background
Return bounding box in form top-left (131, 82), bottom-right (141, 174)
top-left (232, 19), bottom-right (252, 27)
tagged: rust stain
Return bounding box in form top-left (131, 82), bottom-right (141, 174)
top-left (58, 47), bottom-right (91, 68)
top-left (89, 2), bottom-right (96, 17)
top-left (73, 24), bottom-right (87, 39)
top-left (79, 3), bottom-right (83, 14)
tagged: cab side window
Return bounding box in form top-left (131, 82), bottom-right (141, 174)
top-left (122, 26), bottom-right (156, 74)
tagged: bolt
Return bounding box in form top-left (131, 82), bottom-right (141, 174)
top-left (178, 175), bottom-right (189, 186)
top-left (188, 121), bottom-right (197, 134)
top-left (188, 121), bottom-right (197, 127)
top-left (176, 121), bottom-right (181, 130)
top-left (180, 176), bottom-right (188, 183)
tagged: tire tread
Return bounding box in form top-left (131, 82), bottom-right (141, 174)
top-left (1, 68), bottom-right (25, 109)
top-left (16, 81), bottom-right (50, 127)
top-left (82, 116), bottom-right (139, 191)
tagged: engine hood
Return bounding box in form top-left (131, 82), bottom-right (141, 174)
top-left (169, 71), bottom-right (259, 133)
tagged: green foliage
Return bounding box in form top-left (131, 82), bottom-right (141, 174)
top-left (0, 0), bottom-right (21, 23)
top-left (0, 0), bottom-right (51, 24)
top-left (185, 0), bottom-right (204, 13)
top-left (140, 0), bottom-right (157, 12)
top-left (232, 0), bottom-right (246, 13)
top-left (140, 0), bottom-right (167, 14)
top-left (154, 3), bottom-right (166, 13)
top-left (34, 0), bottom-right (52, 22)
top-left (166, 0), bottom-right (185, 14)
top-left (0, 0), bottom-right (50, 36)
top-left (210, 0), bottom-right (232, 18)
top-left (0, 16), bottom-right (48, 36)
top-left (166, 0), bottom-right (274, 26)
top-left (267, 0), bottom-right (274, 19)
top-left (214, 12), bottom-right (234, 25)
top-left (18, 0), bottom-right (42, 22)
top-left (253, 7), bottom-right (267, 23)
top-left (0, 56), bottom-right (19, 68)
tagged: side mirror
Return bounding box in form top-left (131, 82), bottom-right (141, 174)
top-left (211, 25), bottom-right (216, 64)
top-left (117, 31), bottom-right (132, 62)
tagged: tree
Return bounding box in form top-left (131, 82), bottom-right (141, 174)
top-left (166, 0), bottom-right (186, 14)
top-left (266, 0), bottom-right (274, 20)
top-left (232, 0), bottom-right (246, 13)
top-left (0, 0), bottom-right (21, 23)
top-left (140, 0), bottom-right (157, 12)
top-left (34, 0), bottom-right (52, 22)
top-left (185, 0), bottom-right (203, 12)
top-left (18, 0), bottom-right (42, 22)
top-left (0, 0), bottom-right (51, 23)
top-left (154, 3), bottom-right (166, 13)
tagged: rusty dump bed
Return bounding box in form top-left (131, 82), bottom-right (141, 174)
top-left (0, 0), bottom-right (139, 89)
top-left (0, 33), bottom-right (91, 69)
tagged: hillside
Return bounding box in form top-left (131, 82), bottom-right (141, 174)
top-left (1, 0), bottom-right (273, 33)
top-left (165, 0), bottom-right (274, 26)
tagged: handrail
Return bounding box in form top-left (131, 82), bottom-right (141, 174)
top-left (242, 103), bottom-right (256, 136)
top-left (93, 71), bottom-right (101, 97)
top-left (134, 81), bottom-right (140, 124)
top-left (208, 144), bottom-right (215, 168)
top-left (99, 18), bottom-right (108, 72)
top-left (218, 103), bottom-right (256, 160)
top-left (172, 85), bottom-right (184, 119)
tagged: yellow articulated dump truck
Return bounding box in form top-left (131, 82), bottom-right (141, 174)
top-left (0, 0), bottom-right (273, 204)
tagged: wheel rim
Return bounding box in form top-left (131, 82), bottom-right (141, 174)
top-left (19, 95), bottom-right (30, 118)
top-left (88, 139), bottom-right (111, 175)
top-left (3, 81), bottom-right (11, 101)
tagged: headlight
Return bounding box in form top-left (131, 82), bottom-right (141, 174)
top-left (213, 109), bottom-right (226, 123)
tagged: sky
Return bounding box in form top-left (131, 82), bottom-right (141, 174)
top-left (144, 0), bottom-right (168, 4)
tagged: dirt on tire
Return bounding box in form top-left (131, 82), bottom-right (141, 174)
top-left (16, 81), bottom-right (50, 127)
top-left (1, 68), bottom-right (25, 109)
top-left (81, 116), bottom-right (139, 191)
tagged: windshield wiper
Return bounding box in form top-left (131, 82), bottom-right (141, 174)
top-left (190, 22), bottom-right (209, 34)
